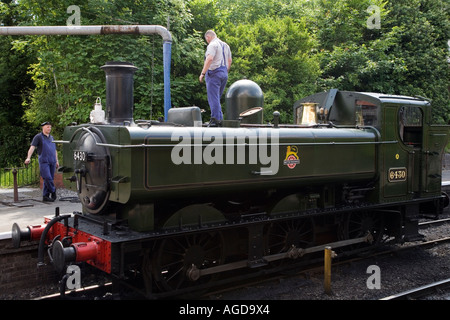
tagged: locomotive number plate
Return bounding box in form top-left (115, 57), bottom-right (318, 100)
top-left (388, 167), bottom-right (407, 182)
top-left (73, 151), bottom-right (87, 162)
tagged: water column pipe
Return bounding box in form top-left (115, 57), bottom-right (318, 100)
top-left (0, 25), bottom-right (173, 121)
top-left (163, 41), bottom-right (171, 121)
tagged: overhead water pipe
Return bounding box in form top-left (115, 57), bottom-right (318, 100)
top-left (0, 25), bottom-right (172, 120)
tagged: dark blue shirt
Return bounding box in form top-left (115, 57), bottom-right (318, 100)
top-left (31, 133), bottom-right (56, 164)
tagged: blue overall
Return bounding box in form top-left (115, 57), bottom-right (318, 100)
top-left (205, 42), bottom-right (228, 121)
top-left (31, 133), bottom-right (57, 197)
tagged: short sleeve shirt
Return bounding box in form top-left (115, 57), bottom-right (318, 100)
top-left (205, 38), bottom-right (232, 71)
top-left (31, 133), bottom-right (56, 163)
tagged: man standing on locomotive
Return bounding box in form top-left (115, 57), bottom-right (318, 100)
top-left (24, 121), bottom-right (59, 202)
top-left (199, 30), bottom-right (232, 126)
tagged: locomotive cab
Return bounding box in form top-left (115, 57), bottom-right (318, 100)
top-left (295, 90), bottom-right (449, 218)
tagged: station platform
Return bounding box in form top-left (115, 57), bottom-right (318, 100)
top-left (0, 187), bottom-right (81, 237)
top-left (1, 171), bottom-right (450, 238)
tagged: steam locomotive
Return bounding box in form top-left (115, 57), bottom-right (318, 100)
top-left (11, 60), bottom-right (449, 297)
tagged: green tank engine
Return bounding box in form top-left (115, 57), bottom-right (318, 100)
top-left (13, 60), bottom-right (449, 297)
top-left (60, 62), bottom-right (448, 239)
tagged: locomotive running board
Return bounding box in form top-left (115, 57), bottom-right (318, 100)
top-left (185, 232), bottom-right (373, 281)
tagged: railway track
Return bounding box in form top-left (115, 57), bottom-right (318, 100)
top-left (34, 282), bottom-right (114, 300)
top-left (205, 216), bottom-right (450, 300)
top-left (205, 234), bottom-right (450, 300)
top-left (380, 278), bottom-right (450, 300)
top-left (419, 217), bottom-right (450, 228)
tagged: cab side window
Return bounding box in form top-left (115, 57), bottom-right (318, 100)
top-left (399, 106), bottom-right (422, 147)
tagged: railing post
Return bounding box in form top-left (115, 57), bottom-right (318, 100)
top-left (12, 168), bottom-right (18, 202)
top-left (324, 246), bottom-right (336, 295)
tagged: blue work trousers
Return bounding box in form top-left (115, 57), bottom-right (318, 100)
top-left (206, 66), bottom-right (228, 121)
top-left (40, 161), bottom-right (56, 197)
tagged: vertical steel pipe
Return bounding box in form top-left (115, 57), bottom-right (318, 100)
top-left (163, 41), bottom-right (172, 121)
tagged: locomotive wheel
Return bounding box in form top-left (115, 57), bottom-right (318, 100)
top-left (265, 218), bottom-right (315, 263)
top-left (152, 231), bottom-right (224, 292)
top-left (341, 211), bottom-right (386, 247)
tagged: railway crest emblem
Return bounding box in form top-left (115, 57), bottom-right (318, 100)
top-left (283, 146), bottom-right (300, 169)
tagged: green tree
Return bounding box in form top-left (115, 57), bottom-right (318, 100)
top-left (0, 0), bottom-right (35, 167)
top-left (223, 16), bottom-right (320, 122)
top-left (188, 0), bottom-right (224, 33)
top-left (15, 0), bottom-right (205, 133)
top-left (189, 0), bottom-right (323, 122)
top-left (384, 0), bottom-right (450, 123)
top-left (314, 0), bottom-right (449, 123)
top-left (2, 0), bottom-right (449, 169)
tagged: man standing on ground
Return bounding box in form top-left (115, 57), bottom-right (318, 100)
top-left (24, 121), bottom-right (59, 202)
top-left (199, 30), bottom-right (232, 126)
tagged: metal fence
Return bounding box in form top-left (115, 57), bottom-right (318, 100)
top-left (0, 162), bottom-right (40, 188)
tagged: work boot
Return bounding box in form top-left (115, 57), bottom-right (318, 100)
top-left (51, 191), bottom-right (57, 201)
top-left (208, 118), bottom-right (222, 127)
top-left (43, 194), bottom-right (54, 202)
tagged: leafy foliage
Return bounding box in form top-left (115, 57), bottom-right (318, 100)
top-left (12, 0), bottom-right (206, 133)
top-left (222, 16), bottom-right (320, 122)
top-left (0, 0), bottom-right (449, 166)
top-left (313, 0), bottom-right (450, 122)
top-left (0, 0), bottom-right (35, 167)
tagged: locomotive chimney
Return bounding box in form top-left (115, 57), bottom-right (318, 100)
top-left (101, 61), bottom-right (138, 125)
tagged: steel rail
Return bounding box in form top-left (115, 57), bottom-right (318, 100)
top-left (380, 278), bottom-right (450, 300)
top-left (419, 217), bottom-right (450, 228)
